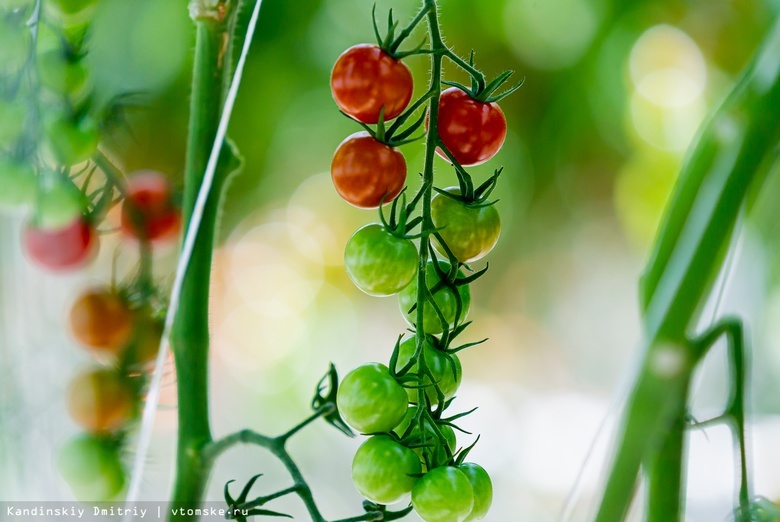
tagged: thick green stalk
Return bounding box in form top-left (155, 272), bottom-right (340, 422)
top-left (595, 17), bottom-right (780, 521)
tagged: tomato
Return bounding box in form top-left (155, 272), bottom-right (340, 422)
top-left (67, 368), bottom-right (134, 433)
top-left (0, 159), bottom-right (35, 209)
top-left (351, 435), bottom-right (421, 504)
top-left (23, 216), bottom-right (96, 272)
top-left (45, 114), bottom-right (99, 165)
top-left (0, 19), bottom-right (30, 75)
top-left (37, 50), bottom-right (91, 103)
top-left (331, 44), bottom-right (413, 124)
top-left (458, 463), bottom-right (493, 521)
top-left (125, 312), bottom-right (163, 367)
top-left (436, 87), bottom-right (507, 167)
top-left (394, 407), bottom-right (457, 468)
top-left (398, 260), bottom-right (471, 335)
top-left (344, 223), bottom-right (417, 296)
top-left (412, 466), bottom-right (474, 522)
top-left (58, 434), bottom-right (126, 501)
top-left (431, 188), bottom-right (501, 263)
top-left (331, 131), bottom-right (407, 209)
top-left (337, 363), bottom-right (408, 434)
top-left (69, 289), bottom-right (134, 355)
top-left (396, 337), bottom-right (462, 404)
top-left (37, 178), bottom-right (87, 229)
top-left (0, 97), bottom-right (25, 148)
top-left (120, 170), bottom-right (181, 242)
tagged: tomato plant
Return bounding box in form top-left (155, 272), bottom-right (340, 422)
top-left (69, 289), bottom-right (134, 355)
top-left (120, 170), bottom-right (181, 242)
top-left (351, 435), bottom-right (422, 505)
top-left (58, 434), bottom-right (126, 501)
top-left (436, 87), bottom-right (507, 167)
top-left (458, 463), bottom-right (493, 522)
top-left (394, 407), bottom-right (457, 468)
top-left (344, 223), bottom-right (418, 296)
top-left (44, 114), bottom-right (99, 165)
top-left (398, 260), bottom-right (471, 335)
top-left (331, 44), bottom-right (414, 124)
top-left (336, 363), bottom-right (408, 433)
top-left (431, 188), bottom-right (500, 263)
top-left (67, 368), bottom-right (134, 434)
top-left (331, 131), bottom-right (407, 209)
top-left (412, 466), bottom-right (474, 522)
top-left (23, 215), bottom-right (96, 271)
top-left (396, 337), bottom-right (462, 403)
top-left (37, 49), bottom-right (90, 102)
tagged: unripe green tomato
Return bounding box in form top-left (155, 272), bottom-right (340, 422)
top-left (36, 178), bottom-right (87, 229)
top-left (412, 466), bottom-right (474, 522)
top-left (398, 260), bottom-right (471, 334)
top-left (58, 434), bottom-right (126, 501)
top-left (0, 159), bottom-right (35, 208)
top-left (37, 50), bottom-right (91, 103)
top-left (458, 463), bottom-right (493, 521)
top-left (337, 363), bottom-right (408, 434)
top-left (344, 223), bottom-right (418, 296)
top-left (393, 407), bottom-right (457, 468)
top-left (45, 114), bottom-right (99, 165)
top-left (0, 98), bottom-right (25, 148)
top-left (0, 19), bottom-right (30, 75)
top-left (431, 188), bottom-right (500, 263)
top-left (351, 435), bottom-right (421, 504)
top-left (396, 338), bottom-right (462, 404)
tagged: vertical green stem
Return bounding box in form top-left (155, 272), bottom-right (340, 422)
top-left (645, 402), bottom-right (687, 521)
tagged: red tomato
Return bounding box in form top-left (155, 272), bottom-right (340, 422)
top-left (436, 88), bottom-right (507, 167)
top-left (23, 216), bottom-right (96, 271)
top-left (331, 131), bottom-right (407, 208)
top-left (331, 44), bottom-right (413, 124)
top-left (120, 170), bottom-right (181, 242)
top-left (69, 289), bottom-right (134, 354)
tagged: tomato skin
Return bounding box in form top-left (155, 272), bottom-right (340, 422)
top-left (351, 435), bottom-right (421, 504)
top-left (37, 50), bottom-right (91, 102)
top-left (436, 87), bottom-right (507, 167)
top-left (459, 463), bottom-right (493, 521)
top-left (120, 170), bottom-right (181, 242)
top-left (331, 44), bottom-right (413, 124)
top-left (398, 260), bottom-right (471, 335)
top-left (412, 466), bottom-right (474, 522)
top-left (397, 338), bottom-right (461, 404)
top-left (45, 114), bottom-right (99, 165)
top-left (58, 434), bottom-right (126, 501)
top-left (67, 368), bottom-right (134, 433)
top-left (331, 132), bottom-right (407, 209)
top-left (431, 188), bottom-right (501, 263)
top-left (69, 289), bottom-right (134, 355)
top-left (344, 223), bottom-right (417, 296)
top-left (337, 363), bottom-right (408, 434)
top-left (125, 312), bottom-right (163, 367)
top-left (23, 216), bottom-right (96, 272)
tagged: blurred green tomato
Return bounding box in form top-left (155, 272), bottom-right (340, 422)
top-left (58, 434), bottom-right (126, 501)
top-left (0, 160), bottom-right (36, 209)
top-left (0, 97), bottom-right (25, 148)
top-left (0, 19), bottom-right (30, 75)
top-left (38, 50), bottom-right (91, 103)
top-left (398, 260), bottom-right (471, 335)
top-left (396, 337), bottom-right (462, 404)
top-left (37, 178), bottom-right (87, 228)
top-left (45, 114), bottom-right (99, 165)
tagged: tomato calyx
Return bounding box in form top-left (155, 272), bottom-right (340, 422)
top-left (371, 4), bottom-right (431, 59)
top-left (341, 101), bottom-right (428, 148)
top-left (443, 64), bottom-right (524, 104)
top-left (312, 363), bottom-right (354, 437)
top-left (377, 185), bottom-right (431, 240)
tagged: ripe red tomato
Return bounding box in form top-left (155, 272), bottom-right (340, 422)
top-left (23, 216), bottom-right (96, 271)
top-left (120, 170), bottom-right (181, 242)
top-left (67, 368), bottom-right (134, 433)
top-left (69, 289), bottom-right (133, 355)
top-left (436, 87), bottom-right (507, 167)
top-left (331, 131), bottom-right (407, 208)
top-left (331, 44), bottom-right (413, 124)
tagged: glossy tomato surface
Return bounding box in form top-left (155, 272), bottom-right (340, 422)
top-left (67, 368), bottom-right (133, 433)
top-left (69, 289), bottom-right (134, 354)
top-left (337, 362), bottom-right (408, 434)
top-left (396, 337), bottom-right (462, 404)
top-left (431, 188), bottom-right (501, 263)
top-left (331, 44), bottom-right (413, 124)
top-left (412, 466), bottom-right (474, 522)
top-left (344, 223), bottom-right (417, 296)
top-left (120, 170), bottom-right (181, 242)
top-left (436, 87), bottom-right (506, 167)
top-left (459, 463), bottom-right (493, 521)
top-left (331, 131), bottom-right (407, 208)
top-left (23, 216), bottom-right (96, 272)
top-left (352, 435), bottom-right (421, 504)
top-left (398, 260), bottom-right (471, 334)
top-left (58, 434), bottom-right (126, 501)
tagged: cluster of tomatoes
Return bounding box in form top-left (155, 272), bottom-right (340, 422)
top-left (1, 0), bottom-right (181, 502)
top-left (328, 31), bottom-right (508, 522)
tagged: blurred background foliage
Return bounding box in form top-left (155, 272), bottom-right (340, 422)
top-left (4, 0), bottom-right (780, 520)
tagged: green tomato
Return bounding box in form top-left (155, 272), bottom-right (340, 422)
top-left (36, 178), bottom-right (86, 229)
top-left (0, 19), bottom-right (30, 75)
top-left (398, 260), bottom-right (471, 334)
top-left (0, 159), bottom-right (36, 209)
top-left (352, 436), bottom-right (421, 504)
top-left (337, 363), bottom-right (408, 434)
top-left (431, 188), bottom-right (501, 264)
top-left (394, 407), bottom-right (457, 468)
top-left (458, 463), bottom-right (493, 521)
top-left (0, 97), bottom-right (25, 148)
top-left (45, 114), bottom-right (99, 165)
top-left (344, 223), bottom-right (418, 296)
top-left (412, 466), bottom-right (474, 522)
top-left (58, 434), bottom-right (126, 501)
top-left (396, 337), bottom-right (462, 404)
top-left (38, 50), bottom-right (91, 102)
